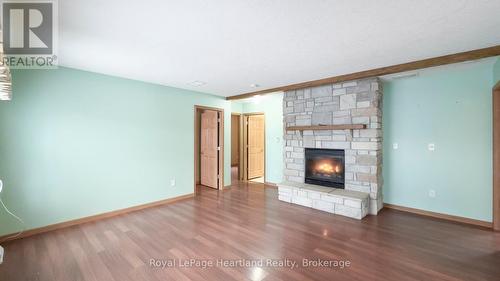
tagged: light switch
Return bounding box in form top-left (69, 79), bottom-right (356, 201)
top-left (429, 189), bottom-right (436, 198)
top-left (428, 143), bottom-right (435, 151)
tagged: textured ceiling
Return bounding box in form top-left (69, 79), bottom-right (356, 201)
top-left (58, 0), bottom-right (500, 96)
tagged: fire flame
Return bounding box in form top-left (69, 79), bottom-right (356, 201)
top-left (315, 162), bottom-right (341, 174)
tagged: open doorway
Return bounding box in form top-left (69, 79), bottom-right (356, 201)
top-left (231, 113), bottom-right (243, 183)
top-left (243, 113), bottom-right (265, 183)
top-left (194, 106), bottom-right (224, 190)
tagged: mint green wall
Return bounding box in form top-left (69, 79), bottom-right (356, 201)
top-left (383, 62), bottom-right (493, 222)
top-left (231, 102), bottom-right (243, 114)
top-left (494, 57), bottom-right (500, 84)
top-left (0, 67), bottom-right (233, 236)
top-left (237, 93), bottom-right (284, 184)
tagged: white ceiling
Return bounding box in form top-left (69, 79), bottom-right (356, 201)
top-left (59, 0), bottom-right (500, 97)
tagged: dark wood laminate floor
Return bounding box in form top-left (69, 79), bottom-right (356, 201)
top-left (1, 182), bottom-right (499, 281)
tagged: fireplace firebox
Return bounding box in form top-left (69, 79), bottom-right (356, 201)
top-left (305, 148), bottom-right (345, 188)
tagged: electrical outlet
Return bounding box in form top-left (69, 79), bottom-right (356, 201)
top-left (0, 245), bottom-right (4, 264)
top-left (170, 179), bottom-right (176, 187)
top-left (428, 189), bottom-right (436, 198)
top-left (428, 143), bottom-right (435, 151)
top-left (393, 143), bottom-right (399, 150)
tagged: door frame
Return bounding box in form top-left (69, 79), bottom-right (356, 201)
top-left (231, 113), bottom-right (244, 181)
top-left (493, 81), bottom-right (500, 231)
top-left (242, 112), bottom-right (266, 183)
top-left (194, 105), bottom-right (225, 190)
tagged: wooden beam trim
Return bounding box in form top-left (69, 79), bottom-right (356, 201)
top-left (226, 45), bottom-right (500, 100)
top-left (384, 203), bottom-right (492, 229)
top-left (0, 193), bottom-right (194, 243)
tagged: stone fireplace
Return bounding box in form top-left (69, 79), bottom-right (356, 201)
top-left (278, 78), bottom-right (383, 219)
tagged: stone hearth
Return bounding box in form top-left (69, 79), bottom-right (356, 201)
top-left (278, 181), bottom-right (369, 219)
top-left (280, 78), bottom-right (383, 218)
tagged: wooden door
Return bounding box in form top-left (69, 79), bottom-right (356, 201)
top-left (200, 110), bottom-right (219, 189)
top-left (247, 115), bottom-right (265, 179)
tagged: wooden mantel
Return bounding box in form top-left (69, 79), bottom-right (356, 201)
top-left (286, 124), bottom-right (366, 131)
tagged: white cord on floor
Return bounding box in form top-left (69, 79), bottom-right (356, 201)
top-left (0, 197), bottom-right (26, 240)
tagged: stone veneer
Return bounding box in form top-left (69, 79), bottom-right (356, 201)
top-left (281, 78), bottom-right (383, 216)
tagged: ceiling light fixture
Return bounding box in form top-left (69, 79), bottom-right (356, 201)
top-left (188, 80), bottom-right (206, 87)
